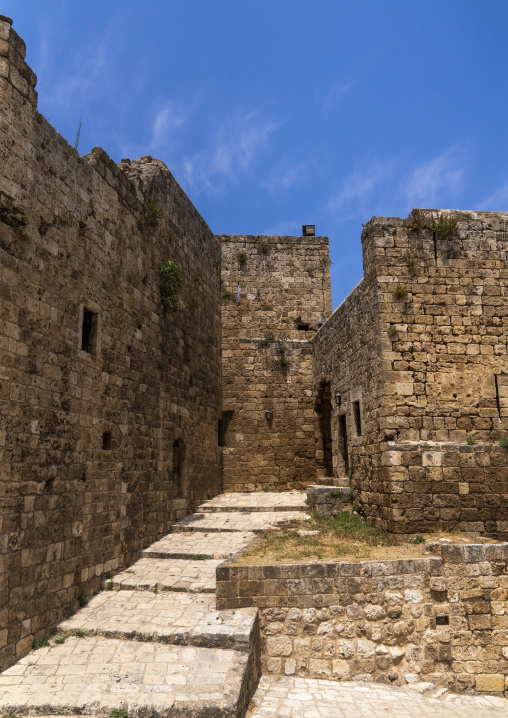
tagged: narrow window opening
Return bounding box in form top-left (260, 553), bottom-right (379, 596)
top-left (432, 231), bottom-right (438, 265)
top-left (102, 432), bottom-right (112, 450)
top-left (237, 283), bottom-right (240, 305)
top-left (298, 323), bottom-right (310, 331)
top-left (353, 400), bottom-right (362, 437)
top-left (495, 374), bottom-right (508, 418)
top-left (436, 615), bottom-right (449, 626)
top-left (173, 439), bottom-right (186, 498)
top-left (339, 414), bottom-right (349, 474)
top-left (81, 308), bottom-right (96, 353)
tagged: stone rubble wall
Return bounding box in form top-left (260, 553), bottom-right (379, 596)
top-left (313, 211), bottom-right (508, 534)
top-left (219, 234), bottom-right (332, 491)
top-left (0, 16), bottom-right (222, 670)
top-left (216, 544), bottom-right (508, 694)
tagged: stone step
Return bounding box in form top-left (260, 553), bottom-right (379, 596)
top-left (142, 530), bottom-right (255, 560)
top-left (59, 591), bottom-right (258, 652)
top-left (0, 636), bottom-right (255, 718)
top-left (107, 558), bottom-right (221, 593)
top-left (173, 510), bottom-right (309, 534)
top-left (196, 491), bottom-right (307, 513)
top-left (314, 477), bottom-right (350, 487)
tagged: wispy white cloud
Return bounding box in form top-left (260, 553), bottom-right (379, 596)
top-left (260, 220), bottom-right (302, 236)
top-left (479, 182), bottom-right (508, 211)
top-left (322, 82), bottom-right (353, 113)
top-left (181, 110), bottom-right (280, 194)
top-left (264, 159), bottom-right (309, 195)
top-left (404, 145), bottom-right (467, 207)
top-left (323, 145), bottom-right (469, 225)
top-left (325, 158), bottom-right (399, 219)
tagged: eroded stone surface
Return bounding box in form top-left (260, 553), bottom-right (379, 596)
top-left (59, 591), bottom-right (257, 651)
top-left (197, 492), bottom-right (307, 513)
top-left (142, 530), bottom-right (256, 559)
top-left (109, 558), bottom-right (221, 593)
top-left (0, 637), bottom-right (247, 717)
top-left (175, 511), bottom-right (309, 533)
top-left (247, 676), bottom-right (508, 718)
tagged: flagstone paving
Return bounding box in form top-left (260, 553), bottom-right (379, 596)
top-left (247, 676), bottom-right (508, 718)
top-left (175, 510), bottom-right (309, 533)
top-left (142, 530), bottom-right (256, 559)
top-left (59, 591), bottom-right (258, 650)
top-left (108, 557), bottom-right (221, 593)
top-left (2, 490), bottom-right (507, 718)
top-left (0, 636), bottom-right (248, 718)
top-left (197, 492), bottom-right (308, 513)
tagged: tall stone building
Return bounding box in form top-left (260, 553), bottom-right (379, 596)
top-left (313, 210), bottom-right (508, 536)
top-left (0, 16), bottom-right (222, 668)
top-left (1, 14), bottom-right (508, 671)
top-left (219, 232), bottom-right (331, 491)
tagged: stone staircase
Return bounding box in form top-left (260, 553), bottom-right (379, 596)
top-left (306, 477), bottom-right (353, 515)
top-left (0, 492), bottom-right (308, 718)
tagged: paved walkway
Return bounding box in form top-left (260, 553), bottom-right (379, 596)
top-left (175, 510), bottom-right (307, 533)
top-left (0, 491), bottom-right (307, 718)
top-left (248, 676), bottom-right (508, 718)
top-left (1, 491), bottom-right (507, 717)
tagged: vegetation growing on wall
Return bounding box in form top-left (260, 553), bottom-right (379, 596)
top-left (0, 202), bottom-right (29, 238)
top-left (391, 284), bottom-right (409, 299)
top-left (159, 259), bottom-right (182, 308)
top-left (405, 208), bottom-right (459, 239)
top-left (143, 196), bottom-right (163, 228)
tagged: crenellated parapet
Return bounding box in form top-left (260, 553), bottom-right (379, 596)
top-left (0, 15), bottom-right (37, 108)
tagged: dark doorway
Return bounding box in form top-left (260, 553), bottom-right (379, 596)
top-left (173, 439), bottom-right (186, 498)
top-left (338, 414), bottom-right (349, 474)
top-left (316, 382), bottom-right (333, 477)
top-left (218, 410), bottom-right (234, 447)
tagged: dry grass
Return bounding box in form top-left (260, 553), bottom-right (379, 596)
top-left (234, 512), bottom-right (494, 564)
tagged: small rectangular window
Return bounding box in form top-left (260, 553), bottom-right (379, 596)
top-left (353, 400), bottom-right (362, 437)
top-left (436, 615), bottom-right (449, 626)
top-left (495, 374), bottom-right (508, 418)
top-left (81, 308), bottom-right (96, 354)
top-left (297, 323), bottom-right (310, 331)
top-left (102, 432), bottom-right (112, 450)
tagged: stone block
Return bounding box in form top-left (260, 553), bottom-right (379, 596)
top-left (475, 674), bottom-right (505, 692)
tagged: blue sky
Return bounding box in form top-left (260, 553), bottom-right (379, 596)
top-left (4, 0), bottom-right (508, 307)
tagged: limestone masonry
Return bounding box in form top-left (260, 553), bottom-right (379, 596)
top-left (1, 13), bottom-right (508, 687)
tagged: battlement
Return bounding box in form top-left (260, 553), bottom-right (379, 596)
top-left (0, 14), bottom-right (37, 107)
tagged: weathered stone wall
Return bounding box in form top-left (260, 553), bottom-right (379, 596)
top-left (312, 278), bottom-right (383, 491)
top-left (219, 234), bottom-right (331, 491)
top-left (0, 16), bottom-right (222, 669)
top-left (216, 544), bottom-right (508, 694)
top-left (306, 484), bottom-right (351, 516)
top-left (313, 210), bottom-right (508, 534)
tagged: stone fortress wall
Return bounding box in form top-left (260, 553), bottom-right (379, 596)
top-left (313, 211), bottom-right (508, 536)
top-left (219, 233), bottom-right (331, 491)
top-left (0, 16), bottom-right (222, 670)
top-left (216, 543), bottom-right (508, 694)
top-left (2, 12), bottom-right (508, 681)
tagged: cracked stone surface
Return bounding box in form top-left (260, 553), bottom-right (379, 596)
top-left (59, 591), bottom-right (257, 651)
top-left (247, 676), bottom-right (508, 718)
top-left (142, 530), bottom-right (256, 559)
top-left (108, 558), bottom-right (221, 593)
top-left (0, 637), bottom-right (247, 717)
top-left (175, 511), bottom-right (309, 533)
top-left (197, 492), bottom-right (307, 513)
